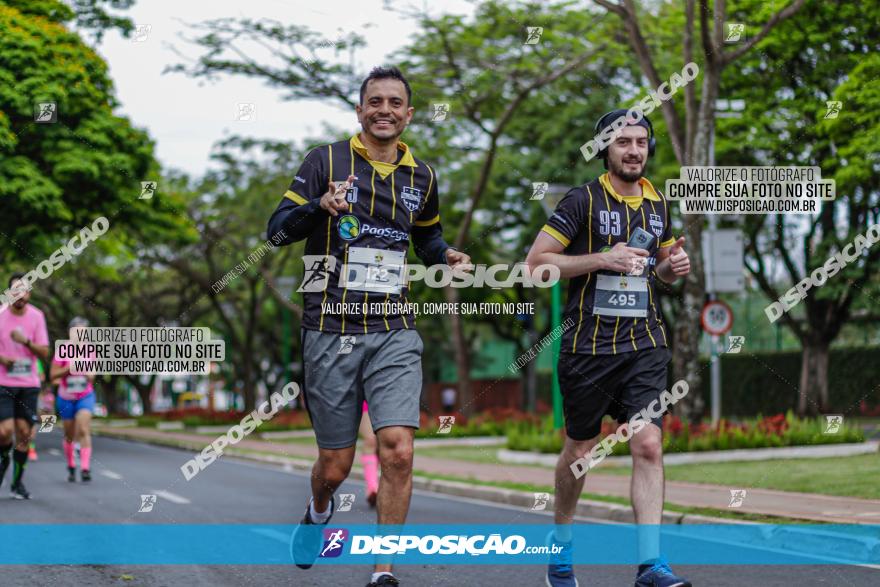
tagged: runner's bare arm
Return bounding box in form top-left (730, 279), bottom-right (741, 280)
top-left (49, 361), bottom-right (69, 383)
top-left (526, 233), bottom-right (647, 279)
top-left (11, 329), bottom-right (49, 360)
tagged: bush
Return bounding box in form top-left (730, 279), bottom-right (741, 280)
top-left (698, 347), bottom-right (880, 417)
top-left (136, 408), bottom-right (312, 430)
top-left (506, 411), bottom-right (865, 454)
top-left (415, 407), bottom-right (541, 438)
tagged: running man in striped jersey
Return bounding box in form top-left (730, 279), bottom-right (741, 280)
top-left (269, 66), bottom-right (470, 587)
top-left (526, 110), bottom-right (691, 587)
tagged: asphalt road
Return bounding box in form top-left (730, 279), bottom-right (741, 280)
top-left (0, 431), bottom-right (876, 586)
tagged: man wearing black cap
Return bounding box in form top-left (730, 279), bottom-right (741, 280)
top-left (526, 110), bottom-right (691, 587)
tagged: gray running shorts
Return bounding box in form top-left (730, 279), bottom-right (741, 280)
top-left (302, 328), bottom-right (423, 449)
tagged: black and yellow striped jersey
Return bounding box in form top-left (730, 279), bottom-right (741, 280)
top-left (541, 173), bottom-right (675, 355)
top-left (269, 134), bottom-right (449, 333)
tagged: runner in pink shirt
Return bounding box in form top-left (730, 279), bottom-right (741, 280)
top-left (50, 317), bottom-right (96, 483)
top-left (0, 273), bottom-right (50, 500)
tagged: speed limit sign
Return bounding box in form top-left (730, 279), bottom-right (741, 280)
top-left (701, 300), bottom-right (733, 335)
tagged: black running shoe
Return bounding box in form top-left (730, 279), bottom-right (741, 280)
top-left (81, 469), bottom-right (91, 482)
top-left (11, 481), bottom-right (30, 500)
top-left (290, 496), bottom-right (335, 569)
top-left (367, 575), bottom-right (400, 587)
top-left (68, 467), bottom-right (76, 482)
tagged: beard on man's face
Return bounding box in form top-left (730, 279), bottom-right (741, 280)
top-left (608, 152), bottom-right (646, 183)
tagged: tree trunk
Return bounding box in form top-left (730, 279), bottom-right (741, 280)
top-left (242, 355), bottom-right (256, 412)
top-left (443, 286), bottom-right (472, 416)
top-left (798, 340), bottom-right (830, 416)
top-left (135, 382), bottom-right (153, 415)
top-left (102, 376), bottom-right (120, 415)
top-left (670, 71), bottom-right (718, 423)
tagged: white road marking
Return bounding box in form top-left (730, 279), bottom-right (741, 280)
top-left (48, 448), bottom-right (61, 456)
top-left (101, 470), bottom-right (123, 480)
top-left (151, 489), bottom-right (190, 504)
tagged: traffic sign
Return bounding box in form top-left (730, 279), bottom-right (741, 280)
top-left (701, 300), bottom-right (734, 335)
top-left (701, 229), bottom-right (744, 293)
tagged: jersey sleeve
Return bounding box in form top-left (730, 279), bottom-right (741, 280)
top-left (283, 147), bottom-right (327, 205)
top-left (412, 165), bottom-right (450, 265)
top-left (414, 165), bottom-right (440, 227)
top-left (33, 311), bottom-right (49, 346)
top-left (540, 188), bottom-right (586, 249)
top-left (658, 195), bottom-right (675, 248)
top-left (269, 147), bottom-right (330, 244)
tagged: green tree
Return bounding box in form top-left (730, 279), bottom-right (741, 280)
top-left (719, 0), bottom-right (880, 414)
top-left (0, 0), bottom-right (178, 264)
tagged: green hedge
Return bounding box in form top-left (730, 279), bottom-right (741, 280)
top-left (695, 347), bottom-right (880, 417)
top-left (507, 412), bottom-right (864, 455)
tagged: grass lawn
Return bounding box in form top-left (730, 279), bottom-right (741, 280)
top-left (417, 445), bottom-right (518, 464)
top-left (598, 453), bottom-right (880, 500)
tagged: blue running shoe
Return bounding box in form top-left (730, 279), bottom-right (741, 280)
top-left (545, 532), bottom-right (578, 587)
top-left (290, 496), bottom-right (335, 569)
top-left (634, 557), bottom-right (691, 587)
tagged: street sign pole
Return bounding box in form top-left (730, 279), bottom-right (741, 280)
top-left (551, 280), bottom-right (563, 430)
top-left (539, 184), bottom-right (570, 431)
top-left (708, 127), bottom-right (721, 425)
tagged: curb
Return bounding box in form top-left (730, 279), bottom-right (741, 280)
top-left (497, 441), bottom-right (880, 468)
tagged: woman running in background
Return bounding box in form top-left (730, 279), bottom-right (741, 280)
top-left (359, 401), bottom-right (378, 507)
top-left (50, 317), bottom-right (96, 482)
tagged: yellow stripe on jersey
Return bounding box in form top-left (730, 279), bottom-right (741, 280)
top-left (612, 316), bottom-right (619, 354)
top-left (415, 215), bottom-right (440, 227)
top-left (426, 164), bottom-right (435, 200)
top-left (591, 315), bottom-right (600, 355)
top-left (541, 225), bottom-right (570, 247)
top-left (348, 141), bottom-right (355, 212)
top-left (572, 187), bottom-right (593, 353)
top-left (415, 164), bottom-right (439, 227)
top-left (340, 245), bottom-right (349, 334)
top-left (319, 144), bottom-right (333, 332)
top-left (391, 172), bottom-right (396, 220)
top-left (363, 291), bottom-right (369, 334)
top-left (660, 237), bottom-right (676, 248)
top-left (369, 168), bottom-right (377, 216)
top-left (409, 166), bottom-right (415, 223)
top-left (284, 190), bottom-right (308, 205)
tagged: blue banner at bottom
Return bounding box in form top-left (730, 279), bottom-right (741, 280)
top-left (1, 524), bottom-right (877, 565)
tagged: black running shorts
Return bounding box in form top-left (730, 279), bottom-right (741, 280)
top-left (557, 348), bottom-right (671, 441)
top-left (0, 386), bottom-right (40, 424)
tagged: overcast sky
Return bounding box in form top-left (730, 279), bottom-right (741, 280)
top-left (93, 0), bottom-right (473, 177)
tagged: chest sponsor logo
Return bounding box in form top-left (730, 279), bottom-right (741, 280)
top-left (401, 186), bottom-right (422, 212)
top-left (649, 213), bottom-right (664, 238)
top-left (361, 223), bottom-right (409, 242)
top-left (338, 215), bottom-right (361, 241)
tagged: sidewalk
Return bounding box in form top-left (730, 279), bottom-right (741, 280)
top-left (95, 425), bottom-right (880, 524)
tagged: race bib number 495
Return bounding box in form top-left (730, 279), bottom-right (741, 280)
top-left (592, 274), bottom-right (649, 318)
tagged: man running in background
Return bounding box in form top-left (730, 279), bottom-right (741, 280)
top-left (526, 110), bottom-right (691, 587)
top-left (0, 273), bottom-right (50, 499)
top-left (268, 66), bottom-right (470, 587)
top-left (51, 317), bottom-right (96, 483)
